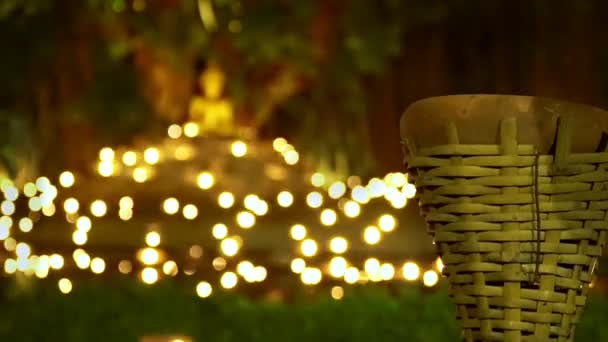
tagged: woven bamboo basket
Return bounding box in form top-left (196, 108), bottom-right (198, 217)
top-left (400, 95), bottom-right (608, 341)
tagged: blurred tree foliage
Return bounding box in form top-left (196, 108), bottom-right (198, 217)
top-left (0, 278), bottom-right (607, 341)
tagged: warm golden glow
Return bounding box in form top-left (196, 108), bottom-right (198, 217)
top-left (49, 254), bottom-right (64, 270)
top-left (331, 286), bottom-right (344, 300)
top-left (236, 211), bottom-right (256, 229)
top-left (90, 257), bottom-right (106, 274)
top-left (28, 197), bottom-right (42, 212)
top-left (145, 231), bottom-right (161, 247)
top-left (212, 257), bottom-right (227, 271)
top-left (58, 278), bottom-right (72, 294)
top-left (343, 200), bottom-right (361, 218)
top-left (119, 196), bottom-right (134, 209)
top-left (272, 137), bottom-right (287, 152)
top-left (329, 256), bottom-right (348, 278)
top-left (118, 260), bottom-right (132, 274)
top-left (183, 204), bottom-right (199, 220)
top-left (436, 257), bottom-right (444, 273)
top-left (252, 266), bottom-right (267, 282)
top-left (197, 171), bottom-right (215, 190)
top-left (183, 122), bottom-right (200, 137)
top-left (59, 171), bottom-right (75, 188)
top-left (230, 140), bottom-right (247, 157)
top-left (133, 167), bottom-right (149, 183)
top-left (42, 203), bottom-right (56, 216)
top-left (76, 216), bottom-right (92, 232)
top-left (276, 191), bottom-right (294, 207)
top-left (363, 226), bottom-right (381, 245)
top-left (364, 258), bottom-right (381, 276)
top-left (289, 224), bottom-right (307, 241)
top-left (423, 270), bottom-right (439, 287)
top-left (380, 263), bottom-right (395, 281)
top-left (163, 197), bottom-right (180, 215)
top-left (237, 260), bottom-right (254, 278)
top-left (168, 124), bottom-right (183, 139)
top-left (306, 192), bottom-right (323, 208)
top-left (139, 247), bottom-right (160, 265)
top-left (301, 267), bottom-right (322, 285)
top-left (4, 237), bottom-right (16, 251)
top-left (163, 260), bottom-right (179, 276)
top-left (310, 172), bottom-right (325, 187)
top-left (141, 267), bottom-right (159, 284)
top-left (220, 271), bottom-right (238, 289)
top-left (328, 182), bottom-right (346, 199)
top-left (72, 230), bottom-right (88, 245)
top-left (90, 200), bottom-right (107, 217)
top-left (402, 183), bottom-right (417, 199)
top-left (329, 236), bottom-right (348, 254)
top-left (0, 200), bottom-right (15, 216)
top-left (351, 185), bottom-right (370, 204)
top-left (189, 245), bottom-right (203, 258)
top-left (218, 192), bottom-right (235, 208)
top-left (367, 178), bottom-right (386, 198)
top-left (320, 209), bottom-right (337, 226)
top-left (144, 147), bottom-right (160, 164)
top-left (402, 262), bottom-right (420, 281)
top-left (196, 281), bottom-right (213, 298)
top-left (74, 250), bottom-right (91, 269)
top-left (390, 194), bottom-right (407, 209)
top-left (212, 223), bottom-right (228, 240)
top-left (284, 150), bottom-right (299, 165)
top-left (63, 198), bottom-right (79, 214)
top-left (300, 239), bottom-right (318, 257)
top-left (122, 151), bottom-right (138, 166)
top-left (220, 237), bottom-right (240, 257)
top-left (290, 258), bottom-right (306, 273)
top-left (99, 147), bottom-right (115, 161)
top-left (251, 200), bottom-right (269, 216)
top-left (378, 214), bottom-right (397, 232)
top-left (16, 242), bottom-right (31, 258)
top-left (18, 217), bottom-right (33, 233)
top-left (4, 258), bottom-right (16, 274)
top-left (97, 161), bottom-right (115, 177)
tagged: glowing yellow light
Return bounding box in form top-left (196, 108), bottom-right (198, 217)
top-left (75, 216), bottom-right (92, 233)
top-left (212, 223), bottom-right (228, 240)
top-left (196, 281), bottom-right (213, 298)
top-left (183, 204), bottom-right (198, 220)
top-left (351, 186), bottom-right (370, 204)
top-left (141, 267), bottom-right (159, 284)
top-left (252, 266), bottom-right (267, 282)
top-left (72, 230), bottom-right (88, 245)
top-left (63, 198), bottom-right (79, 214)
top-left (378, 214), bottom-right (397, 232)
top-left (221, 271), bottom-right (238, 289)
top-left (15, 242), bottom-right (30, 258)
top-left (301, 267), bottom-right (322, 285)
top-left (119, 196), bottom-right (134, 209)
top-left (145, 231), bottom-right (161, 247)
top-left (231, 140), bottom-right (247, 157)
top-left (329, 236), bottom-right (348, 254)
top-left (174, 144), bottom-right (195, 160)
top-left (58, 171), bottom-right (75, 188)
top-left (220, 237), bottom-right (240, 257)
top-left (306, 192), bottom-right (323, 208)
top-left (119, 208), bottom-right (133, 220)
top-left (74, 251), bottom-right (91, 269)
top-left (49, 254), bottom-right (64, 269)
top-left (402, 183), bottom-right (417, 199)
top-left (24, 182), bottom-right (37, 197)
top-left (289, 224), bottom-right (307, 241)
top-left (390, 195), bottom-right (407, 209)
top-left (58, 278), bottom-right (72, 294)
top-left (276, 191), bottom-right (294, 207)
top-left (331, 286), bottom-right (344, 300)
top-left (90, 257), bottom-right (106, 274)
top-left (284, 150), bottom-right (299, 165)
top-left (163, 260), bottom-right (178, 276)
top-left (122, 151), bottom-right (137, 166)
top-left (320, 209), bottom-right (337, 226)
top-left (16, 256), bottom-right (30, 271)
top-left (212, 256), bottom-right (227, 271)
top-left (99, 147), bottom-right (115, 161)
top-left (183, 122), bottom-right (200, 137)
top-left (363, 226), bottom-right (381, 245)
top-left (118, 260), bottom-right (132, 274)
top-left (168, 124), bottom-right (183, 139)
top-left (391, 173), bottom-right (408, 188)
top-left (188, 245), bottom-right (202, 259)
top-left (236, 211), bottom-right (255, 229)
top-left (290, 258), bottom-right (306, 273)
top-left (343, 200), bottom-right (361, 218)
top-left (311, 173), bottom-right (325, 187)
top-left (272, 137), bottom-right (287, 152)
top-left (367, 178), bottom-right (386, 198)
top-left (380, 263), bottom-right (395, 280)
top-left (140, 247), bottom-right (160, 265)
top-left (218, 192), bottom-right (235, 208)
top-left (237, 260), bottom-right (254, 277)
top-left (300, 239), bottom-right (318, 257)
top-left (0, 224), bottom-right (9, 240)
top-left (329, 256), bottom-right (348, 278)
top-left (144, 148), bottom-right (160, 164)
top-left (90, 200), bottom-right (107, 217)
top-left (163, 198), bottom-right (180, 215)
top-left (133, 167), bottom-right (149, 183)
top-left (436, 257), bottom-right (444, 273)
top-left (4, 258), bottom-right (16, 274)
top-left (328, 182), bottom-right (346, 199)
top-left (97, 161), bottom-right (115, 177)
top-left (4, 237), bottom-right (16, 251)
top-left (1, 201), bottom-right (15, 215)
top-left (197, 172), bottom-right (214, 190)
top-left (18, 217), bottom-right (33, 233)
top-left (423, 270), bottom-right (439, 287)
top-left (28, 197), bottom-right (42, 211)
top-left (243, 194), bottom-right (259, 210)
top-left (251, 200), bottom-right (269, 216)
top-left (364, 258), bottom-right (380, 275)
top-left (402, 262), bottom-right (420, 281)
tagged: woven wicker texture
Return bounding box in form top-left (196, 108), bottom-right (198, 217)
top-left (406, 117), bottom-right (608, 342)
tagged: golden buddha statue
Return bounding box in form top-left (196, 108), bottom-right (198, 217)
top-left (189, 63), bottom-right (234, 136)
